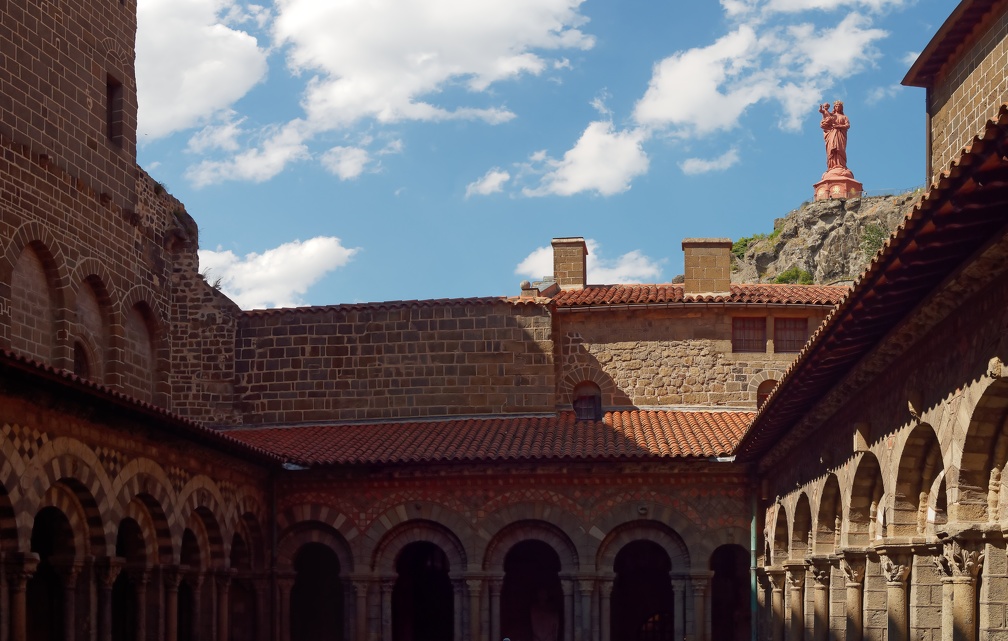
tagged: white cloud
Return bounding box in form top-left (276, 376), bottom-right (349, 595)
top-left (187, 110), bottom-right (246, 153)
top-left (515, 239), bottom-right (663, 284)
top-left (136, 0), bottom-right (268, 139)
top-left (866, 84), bottom-right (902, 104)
top-left (185, 121), bottom-right (311, 186)
top-left (199, 237), bottom-right (359, 309)
top-left (466, 169), bottom-right (511, 198)
top-left (765, 0), bottom-right (907, 13)
top-left (523, 121), bottom-right (649, 197)
top-left (680, 148), bottom-right (740, 175)
top-left (902, 51), bottom-right (920, 66)
top-left (321, 146), bottom-right (371, 180)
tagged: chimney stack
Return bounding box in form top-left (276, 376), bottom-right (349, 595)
top-left (682, 238), bottom-right (732, 294)
top-left (552, 237), bottom-right (588, 289)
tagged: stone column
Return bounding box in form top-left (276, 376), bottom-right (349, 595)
top-left (277, 575), bottom-right (294, 641)
top-left (784, 562), bottom-right (806, 641)
top-left (379, 578), bottom-right (394, 641)
top-left (599, 578), bottom-right (613, 641)
top-left (130, 568), bottom-right (151, 641)
top-left (216, 571), bottom-right (232, 641)
top-left (562, 576), bottom-right (575, 641)
top-left (252, 576), bottom-right (270, 641)
top-left (96, 557), bottom-right (124, 641)
top-left (807, 558), bottom-right (832, 641)
top-left (6, 554), bottom-right (37, 641)
top-left (880, 551), bottom-right (911, 641)
top-left (163, 567), bottom-right (183, 641)
top-left (577, 576), bottom-right (594, 641)
top-left (466, 578), bottom-right (482, 641)
top-left (189, 573), bottom-right (205, 641)
top-left (691, 574), bottom-right (711, 641)
top-left (451, 578), bottom-right (463, 641)
top-left (673, 578), bottom-right (687, 641)
top-left (490, 577), bottom-right (503, 641)
top-left (352, 579), bottom-right (371, 641)
top-left (840, 553), bottom-right (865, 641)
top-left (940, 539), bottom-right (985, 641)
top-left (765, 569), bottom-right (785, 641)
top-left (54, 559), bottom-right (82, 641)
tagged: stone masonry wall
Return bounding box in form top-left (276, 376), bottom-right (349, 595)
top-left (928, 6), bottom-right (1008, 180)
top-left (556, 307), bottom-right (831, 410)
top-left (0, 0), bottom-right (138, 212)
top-left (231, 300), bottom-right (555, 425)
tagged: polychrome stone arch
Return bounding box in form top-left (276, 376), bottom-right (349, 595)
top-left (183, 508), bottom-right (212, 571)
top-left (276, 520), bottom-right (354, 574)
top-left (595, 520), bottom-right (691, 574)
top-left (590, 500), bottom-right (712, 563)
top-left (560, 366), bottom-right (619, 410)
top-left (110, 457), bottom-right (177, 528)
top-left (371, 519), bottom-right (468, 576)
top-left (478, 499), bottom-right (586, 554)
top-left (36, 482), bottom-right (90, 560)
top-left (123, 494), bottom-right (163, 563)
top-left (275, 504), bottom-right (359, 567)
top-left (483, 519), bottom-right (579, 572)
top-left (19, 438), bottom-right (116, 554)
top-left (230, 494), bottom-right (267, 570)
top-left (364, 500), bottom-right (476, 566)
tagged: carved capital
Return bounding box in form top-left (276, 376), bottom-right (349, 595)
top-left (806, 558), bottom-right (833, 587)
top-left (95, 557), bottom-right (124, 589)
top-left (162, 566), bottom-right (184, 591)
top-left (784, 563), bottom-right (805, 590)
top-left (577, 577), bottom-right (595, 595)
top-left (599, 579), bottom-right (614, 598)
top-left (4, 554), bottom-right (38, 590)
top-left (942, 539), bottom-right (984, 578)
top-left (380, 577), bottom-right (395, 593)
top-left (465, 578), bottom-right (482, 595)
top-left (880, 553), bottom-right (911, 584)
top-left (765, 568), bottom-right (786, 592)
top-left (839, 552), bottom-right (865, 585)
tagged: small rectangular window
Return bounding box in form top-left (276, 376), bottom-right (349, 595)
top-left (774, 318), bottom-right (808, 353)
top-left (106, 74), bottom-right (124, 146)
top-left (732, 317), bottom-right (766, 353)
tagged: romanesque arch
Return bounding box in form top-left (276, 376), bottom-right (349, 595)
top-left (771, 505), bottom-right (788, 566)
top-left (595, 520), bottom-right (691, 574)
top-left (814, 474), bottom-right (842, 554)
top-left (371, 518), bottom-right (467, 576)
top-left (71, 271), bottom-right (116, 382)
top-left (847, 451), bottom-right (884, 546)
top-left (892, 423), bottom-right (946, 537)
top-left (278, 522), bottom-right (354, 641)
top-left (27, 504), bottom-right (77, 641)
top-left (957, 376), bottom-right (1008, 523)
top-left (790, 493), bottom-right (812, 559)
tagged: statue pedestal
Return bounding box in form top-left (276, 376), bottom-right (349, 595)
top-left (814, 167), bottom-right (862, 200)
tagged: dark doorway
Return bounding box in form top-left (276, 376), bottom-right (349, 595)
top-left (710, 545), bottom-right (752, 641)
top-left (113, 518), bottom-right (146, 641)
top-left (27, 506), bottom-right (74, 641)
top-left (393, 541), bottom-right (453, 641)
top-left (501, 540), bottom-right (563, 641)
top-left (291, 542), bottom-right (344, 641)
top-left (230, 533), bottom-right (257, 641)
top-left (178, 528), bottom-right (200, 641)
top-left (612, 540), bottom-right (675, 641)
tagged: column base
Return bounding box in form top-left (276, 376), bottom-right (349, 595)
top-left (814, 168), bottom-right (863, 201)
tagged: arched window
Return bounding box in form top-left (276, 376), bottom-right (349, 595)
top-left (756, 380), bottom-right (778, 408)
top-left (572, 381), bottom-right (602, 421)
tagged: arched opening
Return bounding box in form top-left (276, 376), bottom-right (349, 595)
top-left (848, 453), bottom-right (884, 546)
top-left (393, 541), bottom-right (453, 641)
top-left (11, 244), bottom-right (57, 363)
top-left (178, 528), bottom-right (201, 641)
top-left (73, 341), bottom-right (92, 379)
top-left (291, 542), bottom-right (343, 641)
top-left (710, 544), bottom-right (751, 641)
top-left (612, 540), bottom-right (674, 641)
top-left (756, 380), bottom-right (777, 408)
top-left (791, 495), bottom-right (812, 559)
top-left (572, 381), bottom-right (602, 420)
top-left (893, 424), bottom-right (945, 537)
top-left (230, 533), bottom-right (257, 641)
top-left (771, 507), bottom-right (788, 566)
top-left (124, 303), bottom-right (158, 403)
top-left (75, 277), bottom-right (110, 382)
top-left (815, 475), bottom-right (842, 554)
top-left (27, 506), bottom-right (75, 641)
top-left (501, 540), bottom-right (563, 641)
top-left (112, 518), bottom-right (146, 641)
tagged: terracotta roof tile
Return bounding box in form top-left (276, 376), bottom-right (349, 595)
top-left (227, 410), bottom-right (754, 466)
top-left (552, 283), bottom-right (848, 308)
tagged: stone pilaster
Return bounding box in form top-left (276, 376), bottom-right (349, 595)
top-left (785, 562), bottom-right (806, 641)
top-left (880, 549), bottom-right (912, 641)
top-left (839, 551), bottom-right (866, 641)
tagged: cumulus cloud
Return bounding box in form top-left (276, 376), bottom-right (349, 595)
top-left (185, 121), bottom-right (311, 186)
top-left (866, 84), bottom-right (902, 104)
top-left (515, 240), bottom-right (663, 284)
top-left (523, 121), bottom-right (649, 197)
top-left (136, 0), bottom-right (268, 139)
top-left (680, 148), bottom-right (741, 175)
top-left (466, 169), bottom-right (511, 198)
top-left (187, 110), bottom-right (246, 153)
top-left (764, 0), bottom-right (907, 13)
top-left (199, 237), bottom-right (359, 309)
top-left (321, 146), bottom-right (371, 180)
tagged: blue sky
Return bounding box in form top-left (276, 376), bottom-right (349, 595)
top-left (135, 0), bottom-right (952, 308)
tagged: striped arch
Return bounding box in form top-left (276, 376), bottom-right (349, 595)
top-left (274, 503), bottom-right (360, 555)
top-left (371, 519), bottom-right (467, 576)
top-left (560, 366), bottom-right (619, 410)
top-left (111, 458), bottom-right (177, 562)
top-left (748, 369), bottom-right (784, 390)
top-left (591, 500), bottom-right (719, 563)
top-left (123, 497), bottom-right (160, 563)
top-left (183, 509), bottom-right (212, 571)
top-left (18, 438), bottom-right (116, 554)
top-left (595, 520), bottom-right (691, 574)
top-left (363, 500), bottom-right (475, 565)
top-left (37, 482), bottom-right (90, 560)
top-left (0, 482), bottom-right (16, 553)
top-left (483, 520), bottom-right (579, 573)
top-left (126, 492), bottom-right (173, 564)
top-left (230, 494), bottom-right (267, 571)
top-left (276, 521), bottom-right (354, 574)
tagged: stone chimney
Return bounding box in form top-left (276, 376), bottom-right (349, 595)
top-left (682, 238), bottom-right (733, 294)
top-left (552, 237), bottom-right (588, 289)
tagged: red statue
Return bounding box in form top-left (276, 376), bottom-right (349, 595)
top-left (819, 101), bottom-right (849, 170)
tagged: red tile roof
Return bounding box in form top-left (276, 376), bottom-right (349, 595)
top-left (240, 296), bottom-right (538, 315)
top-left (736, 104), bottom-right (1008, 464)
top-left (903, 0), bottom-right (997, 88)
top-left (227, 410), bottom-right (754, 466)
top-left (552, 283), bottom-right (848, 308)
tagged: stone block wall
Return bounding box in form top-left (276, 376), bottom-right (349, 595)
top-left (556, 307), bottom-right (830, 410)
top-left (682, 239), bottom-right (732, 294)
top-left (928, 7), bottom-right (1008, 180)
top-left (0, 0), bottom-right (138, 212)
top-left (231, 299), bottom-right (555, 424)
top-left (552, 237), bottom-right (587, 288)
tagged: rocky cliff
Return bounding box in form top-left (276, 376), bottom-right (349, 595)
top-left (729, 191), bottom-right (922, 285)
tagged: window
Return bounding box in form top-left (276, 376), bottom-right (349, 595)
top-left (774, 317), bottom-right (808, 352)
top-left (572, 381), bottom-right (602, 421)
top-left (732, 317), bottom-right (766, 352)
top-left (756, 380), bottom-right (777, 408)
top-left (106, 74), bottom-right (124, 146)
